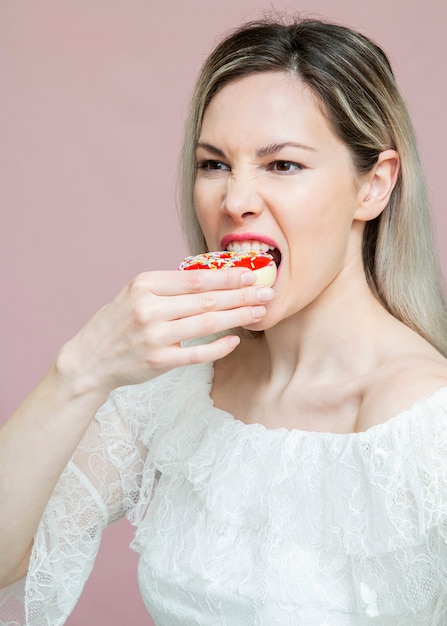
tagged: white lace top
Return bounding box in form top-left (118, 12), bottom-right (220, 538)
top-left (2, 360), bottom-right (447, 625)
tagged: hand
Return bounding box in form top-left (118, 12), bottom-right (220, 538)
top-left (56, 268), bottom-right (274, 396)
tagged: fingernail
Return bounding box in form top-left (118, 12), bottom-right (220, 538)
top-left (228, 335), bottom-right (240, 349)
top-left (251, 305), bottom-right (266, 319)
top-left (256, 287), bottom-right (274, 302)
top-left (241, 271), bottom-right (256, 286)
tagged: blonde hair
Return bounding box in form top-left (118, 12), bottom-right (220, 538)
top-left (179, 17), bottom-right (447, 355)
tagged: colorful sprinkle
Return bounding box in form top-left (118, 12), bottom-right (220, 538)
top-left (178, 250), bottom-right (274, 271)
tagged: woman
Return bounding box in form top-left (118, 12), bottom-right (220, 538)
top-left (1, 16), bottom-right (447, 625)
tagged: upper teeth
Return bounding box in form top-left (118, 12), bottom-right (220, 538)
top-left (227, 240), bottom-right (274, 253)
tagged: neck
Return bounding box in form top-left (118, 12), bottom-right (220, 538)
top-left (259, 261), bottom-right (392, 387)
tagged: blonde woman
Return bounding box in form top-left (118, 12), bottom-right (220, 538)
top-left (1, 16), bottom-right (447, 625)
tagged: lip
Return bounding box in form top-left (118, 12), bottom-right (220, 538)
top-left (220, 232), bottom-right (280, 251)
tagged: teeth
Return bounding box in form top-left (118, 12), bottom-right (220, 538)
top-left (227, 240), bottom-right (274, 253)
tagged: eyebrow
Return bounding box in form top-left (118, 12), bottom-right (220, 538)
top-left (256, 141), bottom-right (317, 157)
top-left (195, 142), bottom-right (226, 157)
top-left (195, 141), bottom-right (317, 158)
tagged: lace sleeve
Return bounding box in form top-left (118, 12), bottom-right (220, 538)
top-left (0, 379), bottom-right (154, 626)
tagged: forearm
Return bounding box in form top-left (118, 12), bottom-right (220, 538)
top-left (0, 356), bottom-right (108, 588)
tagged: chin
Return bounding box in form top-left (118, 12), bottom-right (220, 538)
top-left (241, 318), bottom-right (276, 333)
top-left (242, 305), bottom-right (297, 333)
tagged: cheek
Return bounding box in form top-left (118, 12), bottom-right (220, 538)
top-left (286, 205), bottom-right (355, 280)
top-left (193, 183), bottom-right (207, 225)
top-left (193, 184), bottom-right (217, 246)
top-left (193, 179), bottom-right (211, 216)
top-left (194, 176), bottom-right (225, 216)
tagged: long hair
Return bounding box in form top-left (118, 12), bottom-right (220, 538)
top-left (179, 17), bottom-right (447, 355)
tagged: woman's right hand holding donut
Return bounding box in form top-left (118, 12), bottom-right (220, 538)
top-left (56, 267), bottom-right (274, 400)
top-left (0, 266), bottom-right (274, 588)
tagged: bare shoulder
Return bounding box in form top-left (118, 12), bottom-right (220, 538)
top-left (358, 340), bottom-right (447, 431)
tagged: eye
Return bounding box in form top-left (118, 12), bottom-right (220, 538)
top-left (269, 160), bottom-right (304, 173)
top-left (197, 159), bottom-right (231, 172)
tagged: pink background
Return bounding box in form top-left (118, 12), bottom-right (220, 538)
top-left (1, 1), bottom-right (446, 623)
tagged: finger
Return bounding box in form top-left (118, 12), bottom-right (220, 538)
top-left (167, 334), bottom-right (242, 367)
top-left (156, 304), bottom-right (267, 346)
top-left (129, 268), bottom-right (257, 298)
top-left (153, 284), bottom-right (274, 322)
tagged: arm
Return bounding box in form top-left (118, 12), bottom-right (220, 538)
top-left (0, 363), bottom-right (107, 588)
top-left (0, 267), bottom-right (270, 588)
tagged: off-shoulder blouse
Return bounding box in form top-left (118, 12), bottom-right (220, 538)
top-left (2, 359), bottom-right (447, 625)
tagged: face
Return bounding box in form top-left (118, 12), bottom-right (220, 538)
top-left (194, 71), bottom-right (367, 328)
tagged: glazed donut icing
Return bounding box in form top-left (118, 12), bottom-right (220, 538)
top-left (178, 250), bottom-right (277, 286)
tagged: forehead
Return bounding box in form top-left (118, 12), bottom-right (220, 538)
top-left (199, 71), bottom-right (333, 146)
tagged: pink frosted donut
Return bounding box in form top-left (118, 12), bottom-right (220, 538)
top-left (178, 250), bottom-right (277, 286)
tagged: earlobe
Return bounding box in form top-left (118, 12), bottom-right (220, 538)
top-left (355, 149), bottom-right (400, 222)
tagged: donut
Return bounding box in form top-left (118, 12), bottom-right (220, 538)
top-left (178, 250), bottom-right (277, 286)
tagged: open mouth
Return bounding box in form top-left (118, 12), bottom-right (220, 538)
top-left (226, 240), bottom-right (282, 268)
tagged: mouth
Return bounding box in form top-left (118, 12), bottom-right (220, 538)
top-left (225, 239), bottom-right (282, 268)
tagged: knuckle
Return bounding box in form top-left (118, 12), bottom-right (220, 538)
top-left (128, 271), bottom-right (162, 298)
top-left (128, 272), bottom-right (149, 295)
top-left (142, 351), bottom-right (165, 371)
top-left (140, 322), bottom-right (163, 348)
top-left (186, 270), bottom-right (206, 293)
top-left (126, 290), bottom-right (161, 329)
top-left (238, 288), bottom-right (253, 306)
top-left (140, 332), bottom-right (166, 370)
top-left (130, 302), bottom-right (153, 326)
top-left (222, 269), bottom-right (238, 289)
top-left (184, 345), bottom-right (202, 365)
top-left (201, 311), bottom-right (217, 334)
top-left (236, 308), bottom-right (255, 327)
top-left (199, 291), bottom-right (217, 312)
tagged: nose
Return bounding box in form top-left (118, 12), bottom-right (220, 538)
top-left (222, 173), bottom-right (263, 222)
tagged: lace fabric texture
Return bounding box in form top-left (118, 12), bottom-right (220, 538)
top-left (2, 360), bottom-right (447, 625)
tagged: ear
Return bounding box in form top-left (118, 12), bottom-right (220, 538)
top-left (354, 149), bottom-right (400, 222)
